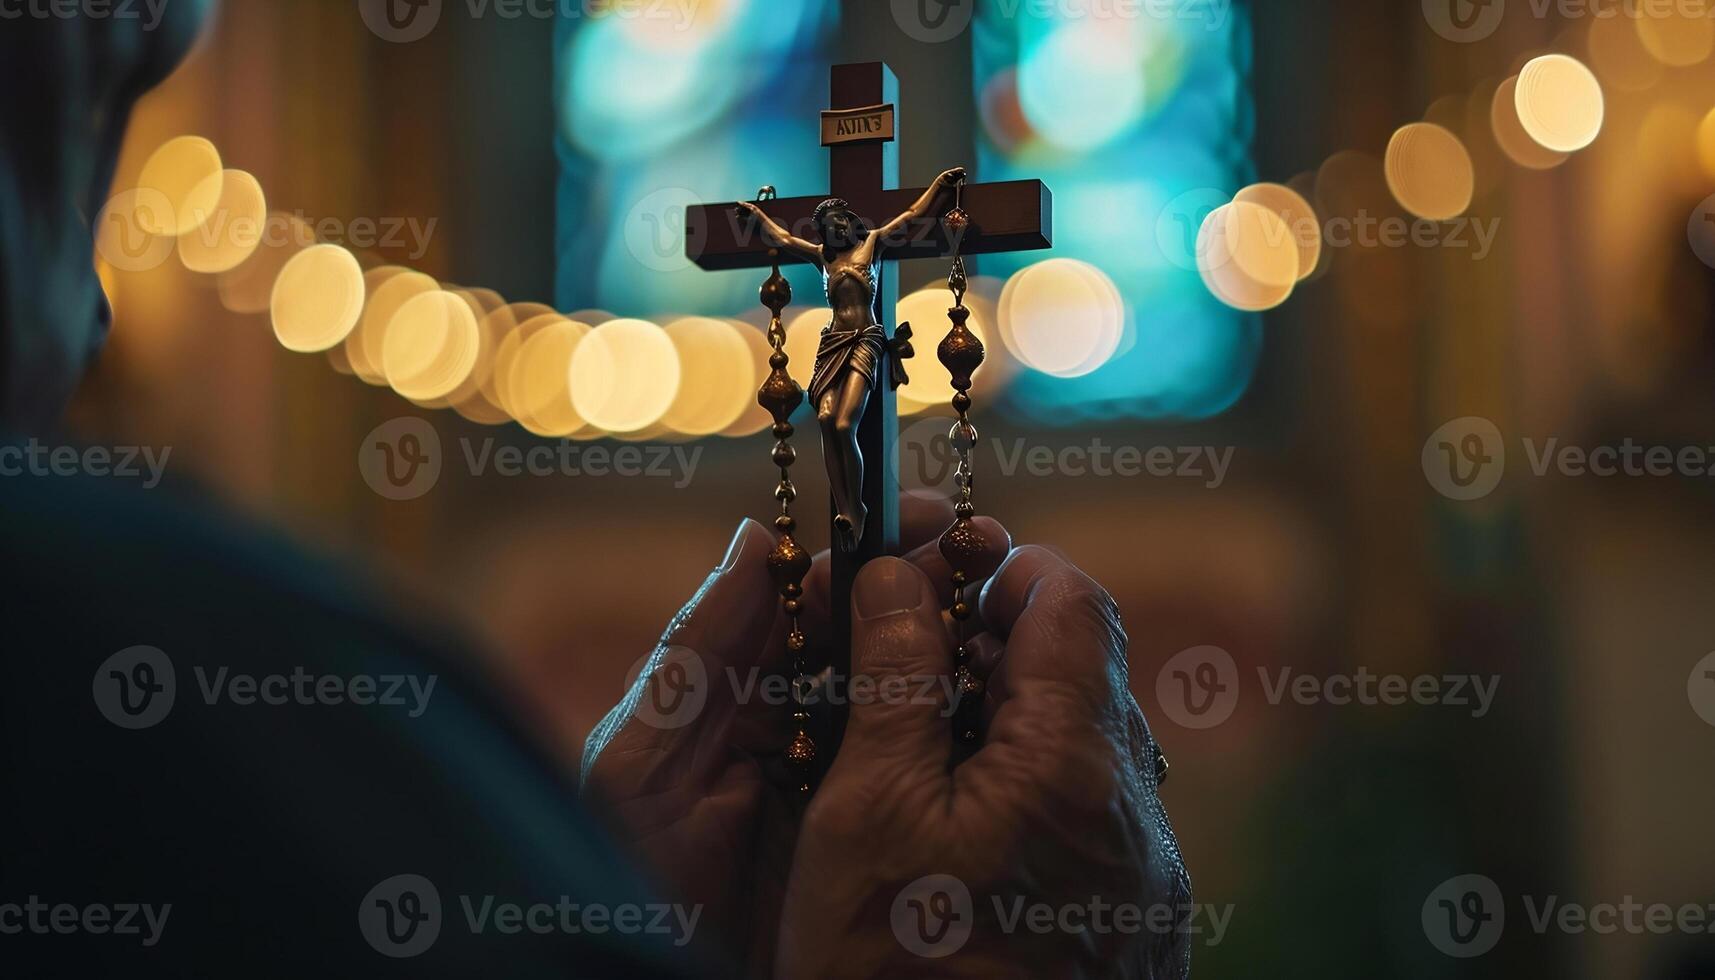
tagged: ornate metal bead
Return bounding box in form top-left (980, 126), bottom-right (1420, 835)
top-left (785, 732), bottom-right (816, 766)
top-left (775, 514), bottom-right (795, 532)
top-left (772, 442), bottom-right (797, 467)
top-left (758, 366), bottom-right (804, 425)
top-left (787, 630), bottom-right (806, 652)
top-left (760, 268), bottom-right (792, 315)
top-left (767, 534), bottom-right (812, 592)
top-left (955, 665), bottom-right (984, 699)
top-left (938, 308), bottom-right (985, 393)
top-left (939, 517), bottom-right (989, 567)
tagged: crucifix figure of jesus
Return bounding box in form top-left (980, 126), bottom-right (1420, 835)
top-left (736, 168), bottom-right (965, 553)
top-left (687, 61), bottom-right (1051, 746)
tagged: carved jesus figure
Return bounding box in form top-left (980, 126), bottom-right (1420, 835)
top-left (738, 166), bottom-right (965, 552)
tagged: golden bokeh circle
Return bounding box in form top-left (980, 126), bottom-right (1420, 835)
top-left (1490, 75), bottom-right (1570, 170)
top-left (569, 318), bottom-right (682, 434)
top-left (270, 244), bottom-right (366, 353)
top-left (1197, 202), bottom-right (1298, 312)
top-left (383, 289), bottom-right (481, 402)
top-left (488, 304), bottom-right (562, 419)
top-left (998, 258), bottom-right (1126, 376)
top-left (217, 212), bottom-right (317, 314)
top-left (719, 321), bottom-right (776, 438)
top-left (662, 317), bottom-right (754, 436)
top-left (1696, 107), bottom-right (1715, 182)
top-left (352, 271), bottom-right (439, 386)
top-left (1635, 5), bottom-right (1715, 67)
top-left (512, 317), bottom-right (591, 437)
top-left (1586, 11), bottom-right (1663, 92)
top-left (1385, 122), bottom-right (1475, 221)
top-left (178, 169), bottom-right (267, 274)
top-left (1234, 182), bottom-right (1322, 280)
top-left (1515, 54), bottom-right (1605, 153)
top-left (135, 136), bottom-right (224, 237)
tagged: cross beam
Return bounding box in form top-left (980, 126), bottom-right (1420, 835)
top-left (685, 62), bottom-right (1051, 779)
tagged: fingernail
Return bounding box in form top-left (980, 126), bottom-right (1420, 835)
top-left (718, 519), bottom-right (763, 573)
top-left (854, 557), bottom-right (925, 620)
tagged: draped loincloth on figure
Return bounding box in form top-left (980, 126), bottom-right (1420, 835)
top-left (808, 267), bottom-right (909, 406)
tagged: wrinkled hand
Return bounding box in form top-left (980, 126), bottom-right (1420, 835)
top-left (775, 548), bottom-right (1191, 980)
top-left (580, 496), bottom-right (1009, 976)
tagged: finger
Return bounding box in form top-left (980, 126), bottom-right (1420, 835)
top-left (977, 545), bottom-right (1129, 710)
top-left (799, 506), bottom-right (1010, 641)
top-left (822, 557), bottom-right (952, 786)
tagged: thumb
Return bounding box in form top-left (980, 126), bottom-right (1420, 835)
top-left (826, 557), bottom-right (952, 782)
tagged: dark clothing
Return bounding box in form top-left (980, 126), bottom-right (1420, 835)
top-left (0, 448), bottom-right (697, 978)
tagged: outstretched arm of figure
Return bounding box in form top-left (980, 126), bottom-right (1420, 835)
top-left (735, 201), bottom-right (823, 265)
top-left (867, 165), bottom-right (966, 261)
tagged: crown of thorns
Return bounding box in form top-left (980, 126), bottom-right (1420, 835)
top-left (812, 198), bottom-right (852, 227)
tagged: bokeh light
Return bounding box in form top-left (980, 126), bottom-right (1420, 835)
top-left (512, 317), bottom-right (590, 437)
top-left (1017, 19), bottom-right (1147, 152)
top-left (1491, 76), bottom-right (1570, 170)
top-left (569, 318), bottom-right (682, 433)
top-left (1699, 108), bottom-right (1715, 182)
top-left (177, 169), bottom-right (266, 274)
top-left (1385, 123), bottom-right (1475, 220)
top-left (350, 270), bottom-right (439, 386)
top-left (782, 308), bottom-right (824, 391)
top-left (1196, 202), bottom-right (1298, 312)
top-left (1515, 54), bottom-right (1605, 153)
top-left (383, 289), bottom-right (481, 402)
top-left (1586, 12), bottom-right (1663, 92)
top-left (719, 320), bottom-right (776, 438)
top-left (217, 212), bottom-right (316, 314)
top-left (446, 290), bottom-right (511, 426)
top-left (269, 244), bottom-right (365, 353)
top-left (1635, 5), bottom-right (1715, 67)
top-left (135, 136), bottom-right (223, 236)
top-left (1234, 182), bottom-right (1322, 280)
top-left (661, 316), bottom-right (754, 435)
top-left (999, 259), bottom-right (1126, 377)
top-left (488, 304), bottom-right (561, 419)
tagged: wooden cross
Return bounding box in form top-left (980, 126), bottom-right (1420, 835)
top-left (685, 61), bottom-right (1052, 757)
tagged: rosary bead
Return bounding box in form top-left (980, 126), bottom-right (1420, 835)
top-left (785, 732), bottom-right (817, 766)
top-left (948, 419), bottom-right (979, 452)
top-left (952, 570), bottom-right (967, 585)
top-left (772, 442), bottom-right (797, 467)
top-left (939, 517), bottom-right (989, 568)
top-left (787, 630), bottom-right (806, 652)
top-left (951, 601), bottom-right (971, 620)
top-left (775, 514), bottom-right (795, 532)
top-left (766, 534), bottom-right (811, 591)
top-left (783, 598), bottom-right (802, 615)
top-left (954, 501), bottom-right (975, 518)
top-left (773, 422), bottom-right (794, 440)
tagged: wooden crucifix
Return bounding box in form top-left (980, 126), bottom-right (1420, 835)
top-left (685, 61), bottom-right (1051, 763)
